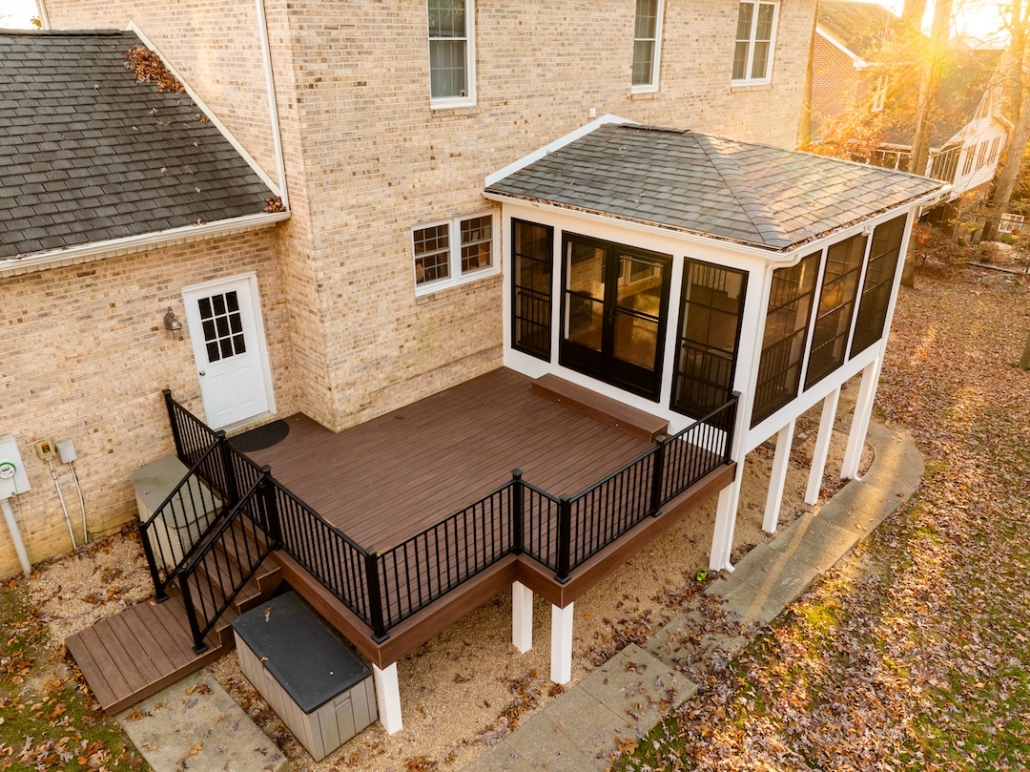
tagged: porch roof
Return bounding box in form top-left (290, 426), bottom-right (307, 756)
top-left (485, 123), bottom-right (945, 252)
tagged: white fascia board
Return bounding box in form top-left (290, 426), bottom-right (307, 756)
top-left (125, 21), bottom-right (281, 198)
top-left (816, 26), bottom-right (868, 68)
top-left (0, 211), bottom-right (289, 278)
top-left (484, 114), bottom-right (638, 188)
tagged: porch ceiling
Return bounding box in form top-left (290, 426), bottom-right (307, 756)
top-left (244, 368), bottom-right (652, 553)
top-left (485, 123), bottom-right (945, 252)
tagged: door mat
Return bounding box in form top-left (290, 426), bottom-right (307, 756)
top-left (229, 419), bottom-right (290, 452)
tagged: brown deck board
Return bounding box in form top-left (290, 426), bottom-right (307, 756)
top-left (249, 368), bottom-right (653, 552)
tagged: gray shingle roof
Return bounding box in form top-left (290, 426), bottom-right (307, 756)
top-left (486, 124), bottom-right (945, 252)
top-left (0, 30), bottom-right (275, 260)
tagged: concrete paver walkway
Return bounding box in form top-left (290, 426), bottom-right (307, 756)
top-left (462, 419), bottom-right (923, 770)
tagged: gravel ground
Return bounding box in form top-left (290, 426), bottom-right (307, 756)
top-left (28, 385), bottom-right (870, 772)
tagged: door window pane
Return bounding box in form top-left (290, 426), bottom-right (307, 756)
top-left (512, 219), bottom-right (553, 361)
top-left (198, 290), bottom-right (245, 363)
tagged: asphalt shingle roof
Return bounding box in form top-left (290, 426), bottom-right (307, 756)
top-left (0, 29), bottom-right (275, 260)
top-left (486, 124), bottom-right (945, 252)
top-left (818, 0), bottom-right (913, 63)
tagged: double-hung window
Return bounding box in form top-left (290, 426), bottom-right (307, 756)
top-left (733, 1), bottom-right (777, 85)
top-left (632, 0), bottom-right (663, 92)
top-left (413, 213), bottom-right (497, 294)
top-left (428, 0), bottom-right (475, 107)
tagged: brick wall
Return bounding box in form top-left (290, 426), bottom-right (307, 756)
top-left (811, 34), bottom-right (861, 131)
top-left (0, 230), bottom-right (293, 578)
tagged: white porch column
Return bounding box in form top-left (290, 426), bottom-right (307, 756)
top-left (762, 420), bottom-right (795, 534)
top-left (842, 358), bottom-right (881, 480)
top-left (373, 663), bottom-right (403, 734)
top-left (512, 581), bottom-right (533, 653)
top-left (550, 602), bottom-right (574, 684)
top-left (709, 468), bottom-right (744, 572)
top-left (805, 388), bottom-right (841, 505)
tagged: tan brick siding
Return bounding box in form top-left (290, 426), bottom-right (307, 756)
top-left (0, 231), bottom-right (294, 578)
top-left (811, 35), bottom-right (860, 131)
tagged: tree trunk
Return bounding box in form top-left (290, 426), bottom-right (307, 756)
top-left (909, 0), bottom-right (953, 177)
top-left (902, 0), bottom-right (928, 29)
top-left (1021, 328), bottom-right (1030, 369)
top-left (798, 0), bottom-right (819, 147)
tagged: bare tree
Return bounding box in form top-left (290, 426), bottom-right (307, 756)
top-left (909, 0), bottom-right (955, 176)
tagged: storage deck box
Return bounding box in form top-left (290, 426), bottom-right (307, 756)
top-left (231, 592), bottom-right (377, 761)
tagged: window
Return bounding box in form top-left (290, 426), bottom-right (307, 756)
top-left (512, 219), bottom-right (554, 361)
top-left (976, 141), bottom-right (989, 170)
top-left (961, 146), bottom-right (975, 176)
top-left (428, 0), bottom-right (475, 106)
top-left (850, 215), bottom-right (906, 358)
top-left (413, 212), bottom-right (497, 294)
top-left (987, 136), bottom-right (1001, 166)
top-left (804, 234), bottom-right (866, 390)
top-left (632, 0), bottom-right (663, 92)
top-left (751, 251), bottom-right (819, 427)
top-left (733, 1), bottom-right (777, 84)
top-left (930, 145), bottom-right (960, 183)
top-left (671, 260), bottom-right (748, 420)
top-left (871, 75), bottom-right (888, 112)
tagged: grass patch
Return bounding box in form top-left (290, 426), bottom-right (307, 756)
top-left (0, 580), bottom-right (150, 771)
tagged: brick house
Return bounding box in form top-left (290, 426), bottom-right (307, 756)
top-left (3, 0), bottom-right (945, 737)
top-left (812, 0), bottom-right (1010, 205)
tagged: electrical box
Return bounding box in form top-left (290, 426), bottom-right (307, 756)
top-left (35, 439), bottom-right (55, 462)
top-left (0, 434), bottom-right (32, 500)
top-left (56, 440), bottom-right (77, 464)
top-left (232, 592), bottom-right (377, 761)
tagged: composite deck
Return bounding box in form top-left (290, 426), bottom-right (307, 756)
top-left (247, 368), bottom-right (654, 552)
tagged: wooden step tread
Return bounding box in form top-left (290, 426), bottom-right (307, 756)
top-left (531, 374), bottom-right (668, 443)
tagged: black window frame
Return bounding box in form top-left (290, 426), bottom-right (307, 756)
top-left (850, 215), bottom-right (907, 358)
top-left (511, 218), bottom-right (554, 362)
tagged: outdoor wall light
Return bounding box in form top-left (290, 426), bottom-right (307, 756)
top-left (163, 308), bottom-right (183, 341)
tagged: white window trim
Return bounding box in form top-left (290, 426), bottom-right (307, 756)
top-left (631, 0), bottom-right (665, 94)
top-left (413, 212), bottom-right (499, 296)
top-left (731, 0), bottom-right (779, 87)
top-left (428, 0), bottom-right (477, 109)
top-left (871, 74), bottom-right (888, 112)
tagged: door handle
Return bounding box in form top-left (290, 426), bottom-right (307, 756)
top-left (199, 371), bottom-right (206, 377)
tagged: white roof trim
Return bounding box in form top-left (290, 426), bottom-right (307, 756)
top-left (816, 26), bottom-right (869, 68)
top-left (125, 21), bottom-right (281, 198)
top-left (485, 114), bottom-right (638, 188)
top-left (0, 211), bottom-right (290, 278)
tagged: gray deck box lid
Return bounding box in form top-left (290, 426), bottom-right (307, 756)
top-left (231, 592), bottom-right (370, 713)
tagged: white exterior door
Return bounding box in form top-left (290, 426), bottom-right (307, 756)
top-left (182, 274), bottom-right (273, 429)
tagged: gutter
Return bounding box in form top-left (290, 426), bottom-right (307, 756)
top-left (0, 211), bottom-right (290, 278)
top-left (255, 0), bottom-right (289, 210)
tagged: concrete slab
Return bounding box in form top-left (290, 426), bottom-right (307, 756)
top-left (117, 670), bottom-right (287, 772)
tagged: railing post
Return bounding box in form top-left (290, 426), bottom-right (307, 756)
top-left (259, 468), bottom-right (282, 545)
top-left (365, 552), bottom-right (389, 643)
top-left (724, 393), bottom-right (741, 464)
top-left (216, 431), bottom-right (240, 507)
top-left (511, 469), bottom-right (524, 554)
top-left (163, 389), bottom-right (185, 461)
top-left (176, 568), bottom-right (208, 654)
top-left (556, 494), bottom-right (572, 584)
top-left (649, 436), bottom-right (667, 516)
top-left (138, 523), bottom-right (168, 603)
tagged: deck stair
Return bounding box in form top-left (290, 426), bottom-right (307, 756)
top-left (67, 519), bottom-right (281, 714)
top-left (531, 373), bottom-right (668, 442)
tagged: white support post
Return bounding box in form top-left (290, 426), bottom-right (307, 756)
top-left (550, 602), bottom-right (574, 684)
top-left (373, 663), bottom-right (403, 735)
top-left (762, 420), bottom-right (795, 534)
top-left (709, 470), bottom-right (744, 572)
top-left (842, 358), bottom-right (881, 480)
top-left (512, 581), bottom-right (533, 653)
top-left (805, 388), bottom-right (841, 505)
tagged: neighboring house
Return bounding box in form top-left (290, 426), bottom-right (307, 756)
top-left (813, 0), bottom-right (1010, 206)
top-left (2, 0), bottom-right (945, 739)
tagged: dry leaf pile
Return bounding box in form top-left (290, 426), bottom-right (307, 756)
top-left (616, 265), bottom-right (1030, 770)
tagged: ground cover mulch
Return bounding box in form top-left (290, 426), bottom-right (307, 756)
top-left (617, 261), bottom-right (1030, 770)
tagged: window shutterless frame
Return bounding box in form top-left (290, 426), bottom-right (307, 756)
top-left (631, 0), bottom-right (664, 93)
top-left (428, 0), bottom-right (476, 108)
top-left (732, 0), bottom-right (778, 85)
top-left (413, 212), bottom-right (498, 295)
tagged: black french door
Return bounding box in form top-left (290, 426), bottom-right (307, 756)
top-left (559, 233), bottom-right (672, 401)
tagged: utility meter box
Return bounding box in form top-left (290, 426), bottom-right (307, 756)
top-left (0, 434), bottom-right (31, 500)
top-left (232, 592), bottom-right (377, 761)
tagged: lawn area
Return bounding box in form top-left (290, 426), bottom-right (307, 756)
top-left (615, 265), bottom-right (1030, 770)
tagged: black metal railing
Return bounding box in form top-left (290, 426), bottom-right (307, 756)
top-left (157, 389), bottom-right (739, 643)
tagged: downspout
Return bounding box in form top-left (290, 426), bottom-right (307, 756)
top-left (256, 0), bottom-right (289, 210)
top-left (35, 0), bottom-right (51, 28)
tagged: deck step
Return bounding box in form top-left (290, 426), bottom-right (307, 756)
top-left (531, 374), bottom-right (668, 443)
top-left (66, 595), bottom-right (230, 715)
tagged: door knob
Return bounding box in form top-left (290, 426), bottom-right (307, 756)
top-left (199, 371), bottom-right (206, 376)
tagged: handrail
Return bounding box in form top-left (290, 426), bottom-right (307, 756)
top-left (159, 390), bottom-right (738, 641)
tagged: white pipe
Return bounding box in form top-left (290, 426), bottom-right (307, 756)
top-left (48, 460), bottom-right (76, 549)
top-left (256, 0), bottom-right (289, 210)
top-left (70, 461), bottom-right (87, 544)
top-left (1, 499), bottom-right (31, 577)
